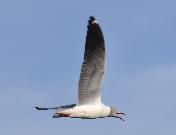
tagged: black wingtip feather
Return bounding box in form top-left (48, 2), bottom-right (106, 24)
top-left (35, 106), bottom-right (49, 110)
top-left (88, 16), bottom-right (96, 24)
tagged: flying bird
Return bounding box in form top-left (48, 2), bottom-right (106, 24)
top-left (35, 16), bottom-right (125, 121)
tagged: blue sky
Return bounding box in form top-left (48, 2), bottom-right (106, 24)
top-left (0, 0), bottom-right (176, 134)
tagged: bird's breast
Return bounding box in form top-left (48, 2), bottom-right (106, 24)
top-left (69, 104), bottom-right (111, 118)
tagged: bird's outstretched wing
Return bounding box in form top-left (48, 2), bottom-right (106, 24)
top-left (78, 16), bottom-right (105, 105)
top-left (35, 104), bottom-right (76, 111)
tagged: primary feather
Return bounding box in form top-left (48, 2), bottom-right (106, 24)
top-left (78, 16), bottom-right (105, 105)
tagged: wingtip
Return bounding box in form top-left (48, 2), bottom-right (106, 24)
top-left (89, 16), bottom-right (96, 21)
top-left (34, 106), bottom-right (48, 110)
top-left (34, 106), bottom-right (40, 110)
top-left (88, 16), bottom-right (98, 24)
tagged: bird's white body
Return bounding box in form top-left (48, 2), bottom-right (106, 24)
top-left (57, 104), bottom-right (111, 118)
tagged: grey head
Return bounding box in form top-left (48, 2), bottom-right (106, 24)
top-left (109, 107), bottom-right (126, 121)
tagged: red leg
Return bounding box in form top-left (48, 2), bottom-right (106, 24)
top-left (58, 113), bottom-right (70, 117)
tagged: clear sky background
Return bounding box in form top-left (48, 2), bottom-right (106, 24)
top-left (0, 0), bottom-right (176, 134)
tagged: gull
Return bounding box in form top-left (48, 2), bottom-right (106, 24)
top-left (35, 16), bottom-right (125, 121)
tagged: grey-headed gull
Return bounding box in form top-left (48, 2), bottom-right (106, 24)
top-left (35, 16), bottom-right (125, 121)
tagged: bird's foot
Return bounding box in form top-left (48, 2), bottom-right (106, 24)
top-left (53, 113), bottom-right (70, 118)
